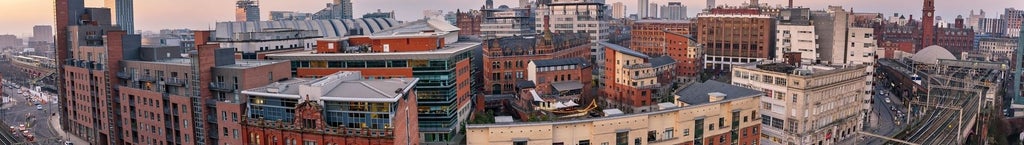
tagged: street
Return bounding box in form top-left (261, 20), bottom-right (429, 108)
top-left (2, 80), bottom-right (66, 144)
top-left (858, 85), bottom-right (909, 144)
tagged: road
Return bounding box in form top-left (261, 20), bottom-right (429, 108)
top-left (2, 82), bottom-right (64, 144)
top-left (857, 85), bottom-right (909, 144)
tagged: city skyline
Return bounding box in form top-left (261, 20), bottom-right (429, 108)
top-left (0, 0), bottom-right (1016, 35)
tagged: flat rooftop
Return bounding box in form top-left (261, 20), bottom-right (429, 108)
top-left (125, 58), bottom-right (288, 69)
top-left (242, 71), bottom-right (418, 102)
top-left (675, 80), bottom-right (762, 106)
top-left (266, 41), bottom-right (481, 61)
top-left (736, 62), bottom-right (864, 77)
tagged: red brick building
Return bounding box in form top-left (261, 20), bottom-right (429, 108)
top-left (874, 0), bottom-right (975, 57)
top-left (266, 19), bottom-right (477, 143)
top-left (482, 33), bottom-right (592, 95)
top-left (456, 9), bottom-right (482, 36)
top-left (630, 20), bottom-right (702, 80)
top-left (696, 9), bottom-right (775, 72)
top-left (240, 71), bottom-right (419, 145)
top-left (600, 42), bottom-right (677, 113)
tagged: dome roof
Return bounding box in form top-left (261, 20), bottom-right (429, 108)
top-left (911, 45), bottom-right (956, 64)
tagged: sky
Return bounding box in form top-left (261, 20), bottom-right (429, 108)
top-left (0, 0), bottom-right (1018, 37)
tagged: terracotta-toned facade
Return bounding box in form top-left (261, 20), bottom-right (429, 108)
top-left (872, 0), bottom-right (975, 57)
top-left (696, 10), bottom-right (775, 71)
top-left (266, 19), bottom-right (478, 143)
top-left (631, 20), bottom-right (702, 79)
top-left (457, 10), bottom-right (483, 36)
top-left (240, 71), bottom-right (420, 145)
top-left (601, 42), bottom-right (677, 113)
top-left (482, 33), bottom-right (592, 95)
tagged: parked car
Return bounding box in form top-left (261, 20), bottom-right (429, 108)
top-left (885, 98), bottom-right (891, 103)
top-left (36, 105), bottom-right (42, 110)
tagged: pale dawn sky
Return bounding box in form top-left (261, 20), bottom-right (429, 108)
top-left (0, 0), bottom-right (1018, 37)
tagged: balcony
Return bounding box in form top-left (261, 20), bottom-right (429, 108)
top-left (630, 73), bottom-right (657, 80)
top-left (117, 72), bottom-right (132, 79)
top-left (209, 82), bottom-right (234, 92)
top-left (138, 75), bottom-right (157, 82)
top-left (164, 77), bottom-right (185, 86)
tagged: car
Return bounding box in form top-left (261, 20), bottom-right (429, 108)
top-left (891, 106), bottom-right (896, 111)
top-left (885, 98), bottom-right (891, 103)
top-left (36, 105), bottom-right (42, 110)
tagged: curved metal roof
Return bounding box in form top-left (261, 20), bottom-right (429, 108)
top-left (214, 18), bottom-right (398, 39)
top-left (911, 45), bottom-right (957, 65)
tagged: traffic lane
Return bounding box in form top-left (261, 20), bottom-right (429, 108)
top-left (2, 87), bottom-right (57, 140)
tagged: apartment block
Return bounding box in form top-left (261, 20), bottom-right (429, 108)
top-left (481, 7), bottom-right (536, 39)
top-left (215, 28), bottom-right (322, 60)
top-left (979, 37), bottom-right (1019, 59)
top-left (466, 80), bottom-right (762, 145)
top-left (601, 42), bottom-right (677, 113)
top-left (697, 9), bottom-right (775, 72)
top-left (240, 71), bottom-right (419, 145)
top-left (731, 63), bottom-right (867, 145)
top-left (515, 57), bottom-right (593, 117)
top-left (631, 20), bottom-right (702, 80)
top-left (266, 19), bottom-right (478, 144)
top-left (483, 33), bottom-right (592, 95)
top-left (33, 25), bottom-right (54, 43)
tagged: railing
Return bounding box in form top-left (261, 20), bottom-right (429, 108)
top-left (624, 64), bottom-right (653, 69)
top-left (209, 82), bottom-right (235, 92)
top-left (630, 73), bottom-right (657, 80)
top-left (117, 72), bottom-right (132, 79)
top-left (139, 75), bottom-right (157, 82)
top-left (164, 77), bottom-right (185, 86)
top-left (243, 119), bottom-right (396, 138)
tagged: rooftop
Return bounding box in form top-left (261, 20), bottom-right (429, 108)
top-left (266, 41), bottom-right (480, 61)
top-left (242, 71), bottom-right (418, 102)
top-left (126, 57), bottom-right (287, 69)
top-left (650, 56), bottom-right (676, 68)
top-left (675, 81), bottom-right (762, 106)
top-left (599, 41), bottom-right (649, 58)
top-left (531, 57), bottom-right (589, 68)
top-left (371, 18), bottom-right (458, 37)
top-left (736, 62), bottom-right (862, 77)
top-left (634, 19), bottom-right (693, 24)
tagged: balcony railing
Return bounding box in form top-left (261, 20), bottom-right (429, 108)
top-left (630, 73), bottom-right (657, 80)
top-left (243, 119), bottom-right (395, 138)
top-left (164, 77), bottom-right (185, 86)
top-left (139, 75), bottom-right (157, 82)
top-left (209, 82), bottom-right (235, 92)
top-left (117, 72), bottom-right (132, 79)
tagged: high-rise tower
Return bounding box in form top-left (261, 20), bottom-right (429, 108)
top-left (54, 0), bottom-right (84, 142)
top-left (922, 0), bottom-right (936, 47)
top-left (235, 0), bottom-right (260, 21)
top-left (638, 0), bottom-right (649, 18)
top-left (104, 0), bottom-right (134, 33)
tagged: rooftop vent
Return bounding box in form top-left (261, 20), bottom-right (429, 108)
top-left (709, 92), bottom-right (727, 102)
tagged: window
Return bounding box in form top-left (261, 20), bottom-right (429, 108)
top-left (663, 128), bottom-right (674, 139)
top-left (683, 129), bottom-right (689, 136)
top-left (513, 141), bottom-right (528, 145)
top-left (616, 132), bottom-right (628, 145)
top-left (647, 130), bottom-right (657, 142)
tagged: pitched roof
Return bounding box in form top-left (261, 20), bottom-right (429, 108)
top-left (675, 80), bottom-right (762, 106)
top-left (532, 57), bottom-right (589, 68)
top-left (650, 56), bottom-right (676, 67)
top-left (598, 41), bottom-right (649, 58)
